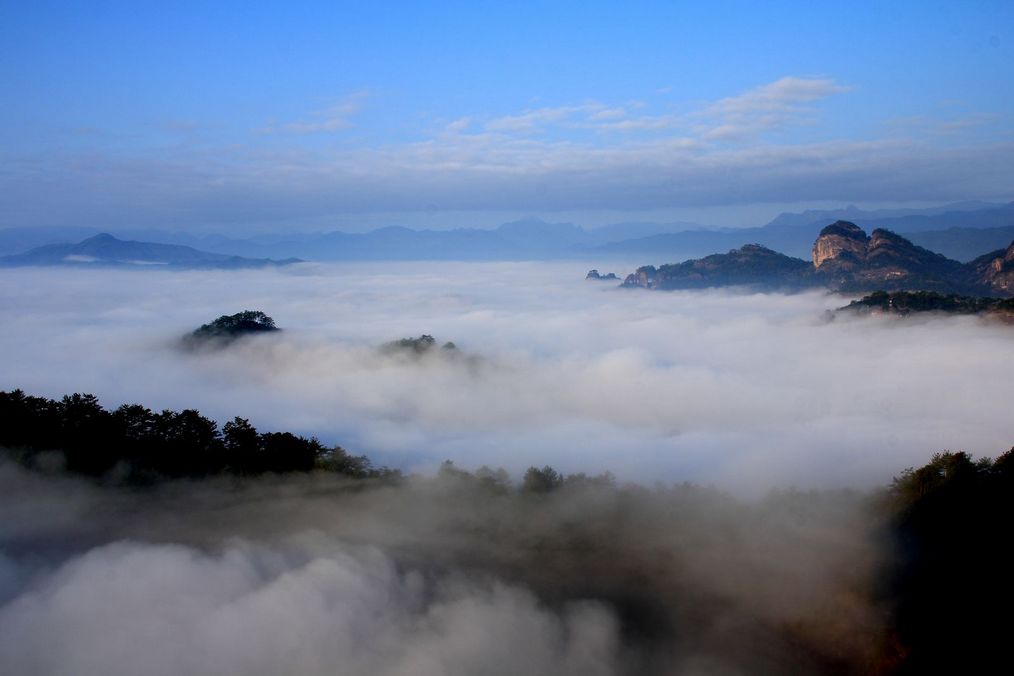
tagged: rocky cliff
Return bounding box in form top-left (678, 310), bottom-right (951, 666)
top-left (968, 241), bottom-right (1014, 296)
top-left (812, 221), bottom-right (869, 270)
top-left (624, 222), bottom-right (1013, 297)
top-left (812, 223), bottom-right (970, 294)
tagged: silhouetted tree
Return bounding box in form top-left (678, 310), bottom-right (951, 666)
top-left (0, 389), bottom-right (397, 482)
top-left (522, 465), bottom-right (563, 493)
top-left (884, 450), bottom-right (1014, 673)
top-left (259, 432), bottom-right (323, 473)
top-left (58, 393), bottom-right (119, 474)
top-left (222, 416), bottom-right (260, 472)
top-left (475, 465), bottom-right (511, 493)
top-left (185, 310), bottom-right (279, 347)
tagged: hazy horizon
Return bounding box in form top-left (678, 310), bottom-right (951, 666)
top-left (3, 3), bottom-right (1012, 236)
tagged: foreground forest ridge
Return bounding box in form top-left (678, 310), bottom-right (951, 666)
top-left (0, 389), bottom-right (392, 480)
top-left (2, 387), bottom-right (1013, 673)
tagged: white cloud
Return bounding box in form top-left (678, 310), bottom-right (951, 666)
top-left (270, 92), bottom-right (370, 134)
top-left (2, 263), bottom-right (1012, 492)
top-left (4, 77), bottom-right (1012, 230)
top-left (695, 76), bottom-right (851, 140)
top-left (445, 117), bottom-right (472, 133)
top-left (480, 77), bottom-right (849, 140)
top-left (0, 537), bottom-right (621, 676)
top-left (485, 105), bottom-right (593, 132)
top-left (0, 454), bottom-right (883, 674)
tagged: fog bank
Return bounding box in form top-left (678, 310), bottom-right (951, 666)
top-left (0, 460), bottom-right (883, 675)
top-left (1, 262), bottom-right (1011, 490)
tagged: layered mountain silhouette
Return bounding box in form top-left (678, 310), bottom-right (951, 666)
top-left (3, 201), bottom-right (1011, 262)
top-left (0, 233), bottom-right (301, 269)
top-left (623, 221), bottom-right (1014, 297)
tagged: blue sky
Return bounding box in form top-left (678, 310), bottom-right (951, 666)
top-left (1, 0), bottom-right (1012, 232)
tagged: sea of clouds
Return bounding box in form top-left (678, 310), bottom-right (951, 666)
top-left (5, 260), bottom-right (1008, 674)
top-left (1, 261), bottom-right (1012, 490)
top-left (0, 459), bottom-right (880, 675)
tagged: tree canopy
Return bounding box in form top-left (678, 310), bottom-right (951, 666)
top-left (185, 310), bottom-right (279, 346)
top-left (0, 388), bottom-right (395, 482)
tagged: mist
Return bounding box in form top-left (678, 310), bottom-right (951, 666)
top-left (2, 262), bottom-right (1012, 492)
top-left (0, 458), bottom-right (884, 675)
top-left (3, 261), bottom-right (1012, 674)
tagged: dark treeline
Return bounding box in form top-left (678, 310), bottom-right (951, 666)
top-left (882, 450), bottom-right (1014, 673)
top-left (0, 389), bottom-right (396, 481)
top-left (0, 389), bottom-right (610, 490)
top-left (839, 289), bottom-right (1014, 317)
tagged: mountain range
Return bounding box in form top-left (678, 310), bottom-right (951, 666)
top-left (622, 221), bottom-right (1014, 298)
top-left (2, 201), bottom-right (1012, 263)
top-left (594, 202), bottom-right (1014, 261)
top-left (0, 234), bottom-right (301, 269)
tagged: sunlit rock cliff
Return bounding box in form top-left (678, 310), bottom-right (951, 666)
top-left (624, 221), bottom-right (1014, 297)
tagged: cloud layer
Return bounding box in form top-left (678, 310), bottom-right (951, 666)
top-left (3, 77), bottom-right (1011, 231)
top-left (0, 458), bottom-right (883, 675)
top-left (1, 262), bottom-right (1011, 491)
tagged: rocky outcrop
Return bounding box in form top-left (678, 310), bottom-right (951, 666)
top-left (812, 221), bottom-right (869, 270)
top-left (586, 269), bottom-right (619, 281)
top-left (969, 241), bottom-right (1014, 296)
top-left (812, 223), bottom-right (977, 295)
top-left (627, 222), bottom-right (1014, 297)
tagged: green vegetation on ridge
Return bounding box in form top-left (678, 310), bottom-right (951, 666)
top-left (839, 290), bottom-right (1014, 317)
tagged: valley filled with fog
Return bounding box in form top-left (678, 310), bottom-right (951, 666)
top-left (2, 261), bottom-right (1010, 492)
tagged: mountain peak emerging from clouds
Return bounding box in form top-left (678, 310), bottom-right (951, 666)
top-left (0, 234), bottom-right (301, 269)
top-left (625, 222), bottom-right (1013, 297)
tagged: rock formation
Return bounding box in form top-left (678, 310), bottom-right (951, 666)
top-left (812, 224), bottom-right (969, 294)
top-left (624, 222), bottom-right (1014, 297)
top-left (969, 241), bottom-right (1014, 296)
top-left (812, 221), bottom-right (869, 270)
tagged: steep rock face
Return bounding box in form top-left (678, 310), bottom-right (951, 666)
top-left (623, 266), bottom-right (657, 288)
top-left (619, 222), bottom-right (1014, 297)
top-left (622, 244), bottom-right (814, 290)
top-left (812, 221), bottom-right (869, 270)
top-left (969, 241), bottom-right (1014, 296)
top-left (812, 223), bottom-right (975, 294)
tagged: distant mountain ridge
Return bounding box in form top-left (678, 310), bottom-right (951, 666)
top-left (1, 201), bottom-right (1011, 262)
top-left (595, 202), bottom-right (1014, 261)
top-left (0, 233), bottom-right (301, 269)
top-left (622, 221), bottom-right (1014, 297)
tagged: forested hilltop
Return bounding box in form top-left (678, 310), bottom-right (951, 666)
top-left (0, 389), bottom-right (394, 480)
